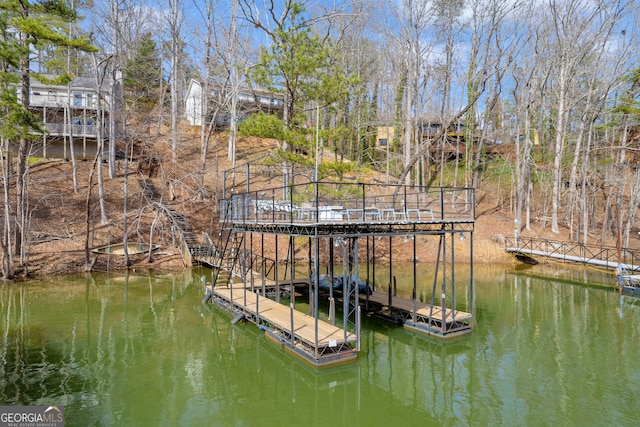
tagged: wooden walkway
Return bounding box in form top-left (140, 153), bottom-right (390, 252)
top-left (211, 271), bottom-right (473, 344)
top-left (208, 284), bottom-right (357, 367)
top-left (364, 290), bottom-right (472, 320)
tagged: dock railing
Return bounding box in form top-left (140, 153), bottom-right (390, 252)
top-left (506, 236), bottom-right (640, 271)
top-left (220, 182), bottom-right (475, 225)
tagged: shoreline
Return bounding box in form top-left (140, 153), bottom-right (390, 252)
top-left (19, 236), bottom-right (619, 294)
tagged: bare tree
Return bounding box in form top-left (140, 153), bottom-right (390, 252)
top-left (394, 0), bottom-right (508, 187)
top-left (108, 0), bottom-right (121, 179)
top-left (468, 0), bottom-right (524, 212)
top-left (83, 147), bottom-right (101, 271)
top-left (0, 136), bottom-right (13, 277)
top-left (544, 0), bottom-right (627, 233)
top-left (386, 0), bottom-right (435, 185)
top-left (167, 0), bottom-right (184, 162)
top-left (91, 53), bottom-right (112, 225)
top-left (191, 0), bottom-right (217, 199)
top-left (227, 0), bottom-right (239, 165)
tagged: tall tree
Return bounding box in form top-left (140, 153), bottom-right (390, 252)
top-left (124, 32), bottom-right (163, 111)
top-left (0, 0), bottom-right (95, 273)
top-left (545, 0), bottom-right (626, 234)
top-left (90, 0), bottom-right (158, 177)
top-left (167, 0), bottom-right (183, 162)
top-left (241, 0), bottom-right (353, 155)
top-left (392, 0), bottom-right (434, 185)
top-left (191, 0), bottom-right (217, 199)
top-left (227, 0), bottom-right (239, 165)
top-left (330, 4), bottom-right (378, 167)
top-left (0, 7), bottom-right (28, 275)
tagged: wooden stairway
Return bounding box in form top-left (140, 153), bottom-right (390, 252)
top-left (138, 178), bottom-right (210, 265)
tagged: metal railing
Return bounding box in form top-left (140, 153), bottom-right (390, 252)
top-left (506, 237), bottom-right (640, 270)
top-left (220, 182), bottom-right (475, 225)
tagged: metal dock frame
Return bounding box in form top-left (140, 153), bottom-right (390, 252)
top-left (207, 177), bottom-right (475, 366)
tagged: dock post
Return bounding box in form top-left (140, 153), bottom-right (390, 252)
top-left (356, 306), bottom-right (361, 351)
top-left (412, 289), bottom-right (416, 323)
top-left (441, 293), bottom-right (446, 335)
top-left (275, 236), bottom-right (279, 303)
top-left (290, 303), bottom-right (295, 347)
top-left (256, 291), bottom-right (260, 326)
top-left (372, 237), bottom-right (376, 292)
top-left (329, 297), bottom-right (335, 325)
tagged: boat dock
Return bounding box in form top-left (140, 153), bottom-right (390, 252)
top-left (200, 162), bottom-right (475, 367)
top-left (617, 271), bottom-right (640, 296)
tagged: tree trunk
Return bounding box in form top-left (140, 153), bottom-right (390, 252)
top-left (580, 123), bottom-right (594, 246)
top-left (123, 141), bottom-right (131, 268)
top-left (228, 0), bottom-right (238, 165)
top-left (0, 137), bottom-right (13, 278)
top-left (91, 52), bottom-right (109, 224)
top-left (551, 65), bottom-right (567, 234)
top-left (169, 0), bottom-right (181, 162)
top-left (16, 52), bottom-right (31, 265)
top-left (66, 104), bottom-right (79, 192)
top-left (404, 74), bottom-right (411, 186)
top-left (84, 148), bottom-right (101, 269)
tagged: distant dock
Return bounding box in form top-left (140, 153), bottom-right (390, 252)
top-left (506, 237), bottom-right (640, 294)
top-left (506, 237), bottom-right (640, 272)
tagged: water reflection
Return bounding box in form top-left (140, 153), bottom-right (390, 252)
top-left (0, 266), bottom-right (639, 425)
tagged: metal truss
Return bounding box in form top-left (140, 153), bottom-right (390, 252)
top-left (233, 220), bottom-right (474, 238)
top-left (342, 237), bottom-right (360, 340)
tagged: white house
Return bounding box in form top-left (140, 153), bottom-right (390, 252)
top-left (184, 78), bottom-right (285, 127)
top-left (15, 74), bottom-right (123, 159)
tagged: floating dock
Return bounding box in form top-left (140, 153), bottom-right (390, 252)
top-left (207, 284), bottom-right (358, 366)
top-left (361, 290), bottom-right (472, 338)
top-left (506, 237), bottom-right (640, 295)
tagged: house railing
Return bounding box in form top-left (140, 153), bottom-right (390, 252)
top-left (41, 123), bottom-right (101, 137)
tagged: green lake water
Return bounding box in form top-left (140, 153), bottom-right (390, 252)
top-left (1, 264), bottom-right (639, 426)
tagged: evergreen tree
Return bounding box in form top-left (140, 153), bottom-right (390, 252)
top-left (243, 1), bottom-right (356, 156)
top-left (124, 32), bottom-right (162, 110)
top-left (0, 0), bottom-right (95, 274)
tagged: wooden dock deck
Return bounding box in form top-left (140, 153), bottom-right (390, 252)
top-left (209, 285), bottom-right (357, 367)
top-left (362, 290), bottom-right (472, 338)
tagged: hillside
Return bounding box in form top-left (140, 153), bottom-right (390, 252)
top-left (19, 128), bottom-right (585, 278)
